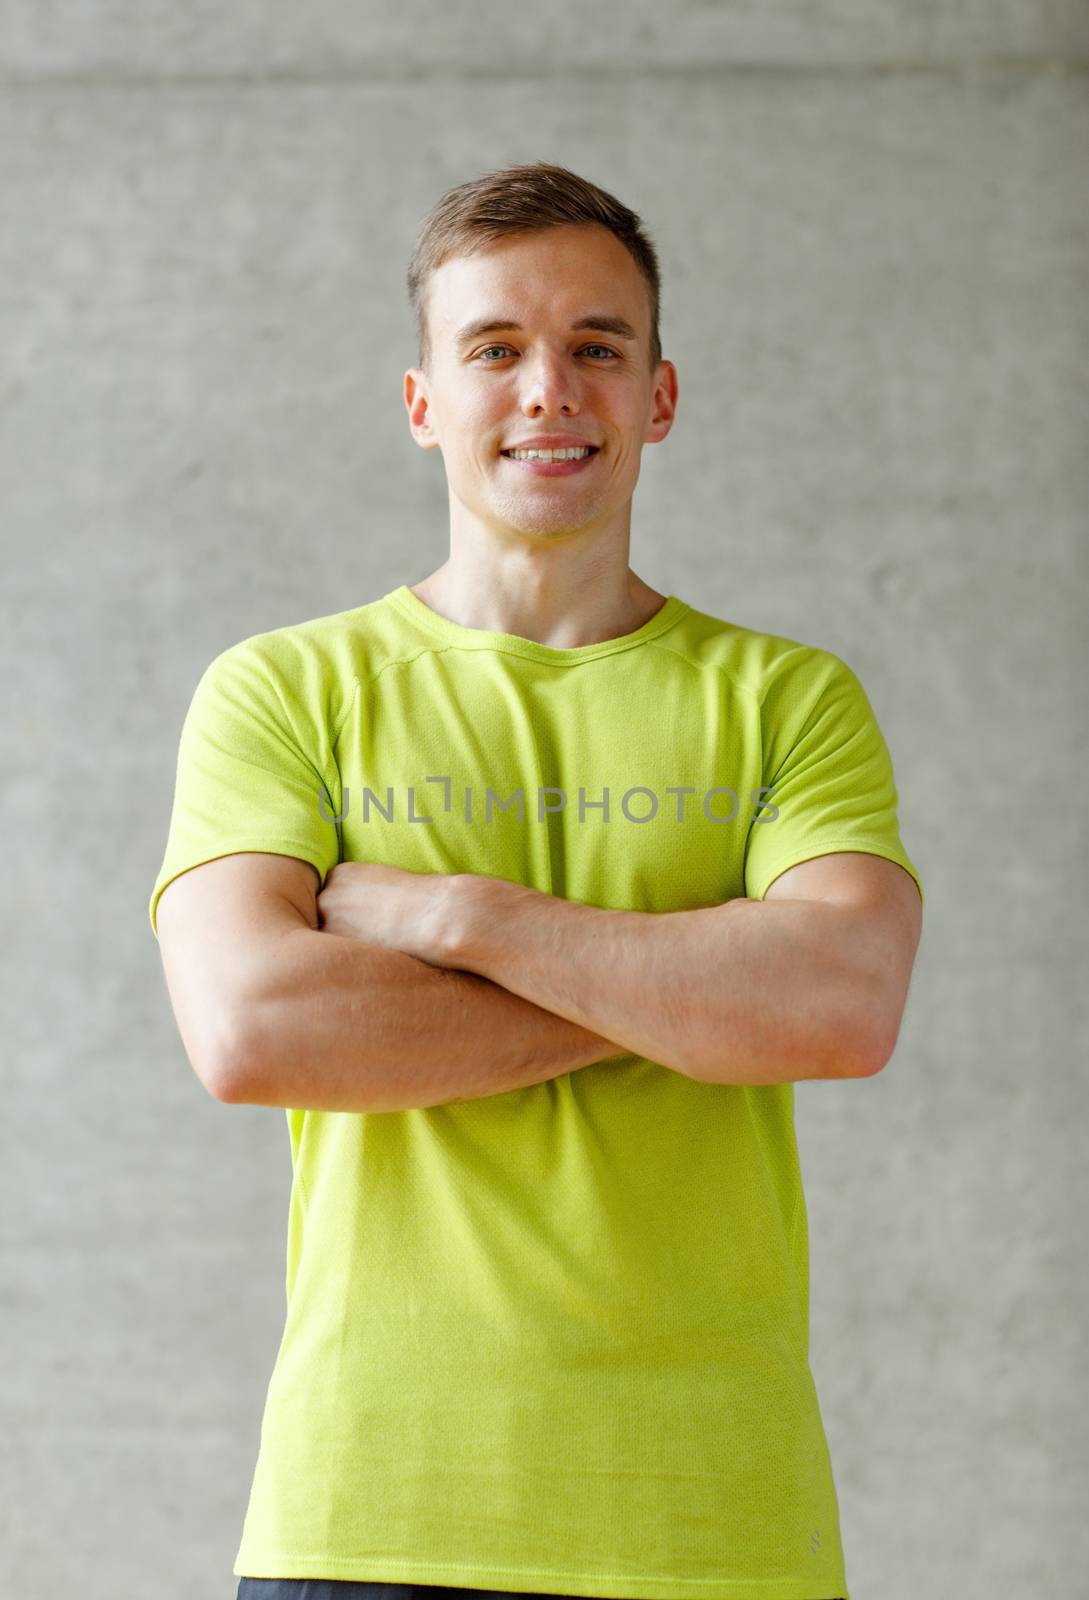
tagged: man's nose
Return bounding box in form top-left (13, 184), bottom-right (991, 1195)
top-left (520, 353), bottom-right (579, 413)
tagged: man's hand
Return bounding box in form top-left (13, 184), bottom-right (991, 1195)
top-left (315, 862), bottom-right (460, 967)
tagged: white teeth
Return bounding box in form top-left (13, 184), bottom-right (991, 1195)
top-left (507, 446), bottom-right (592, 461)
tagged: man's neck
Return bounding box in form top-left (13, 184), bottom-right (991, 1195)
top-left (408, 567), bottom-right (669, 649)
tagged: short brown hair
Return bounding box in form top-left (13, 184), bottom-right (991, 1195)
top-left (406, 160), bottom-right (663, 374)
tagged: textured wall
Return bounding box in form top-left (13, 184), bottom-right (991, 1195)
top-left (3, 4), bottom-right (1086, 1596)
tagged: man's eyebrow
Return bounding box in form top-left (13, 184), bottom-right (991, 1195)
top-left (453, 314), bottom-right (639, 347)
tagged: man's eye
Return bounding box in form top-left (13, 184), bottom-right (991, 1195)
top-left (475, 344), bottom-right (619, 363)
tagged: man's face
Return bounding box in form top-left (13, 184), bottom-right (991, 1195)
top-left (403, 224), bottom-right (677, 543)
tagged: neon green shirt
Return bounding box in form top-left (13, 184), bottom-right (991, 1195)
top-left (149, 585), bottom-right (922, 1600)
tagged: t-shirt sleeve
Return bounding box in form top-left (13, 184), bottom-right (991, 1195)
top-left (744, 645), bottom-right (924, 908)
top-left (148, 635), bottom-right (345, 939)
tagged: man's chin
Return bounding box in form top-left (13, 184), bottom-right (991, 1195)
top-left (486, 495), bottom-right (606, 540)
top-left (493, 516), bottom-right (595, 542)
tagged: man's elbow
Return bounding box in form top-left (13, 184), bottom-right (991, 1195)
top-left (859, 1015), bottom-right (908, 1077)
top-left (210, 988), bottom-right (293, 1103)
top-left (690, 1032), bottom-right (874, 1086)
top-left (803, 1003), bottom-right (892, 1081)
top-left (211, 1063), bottom-right (250, 1103)
top-left (694, 986), bottom-right (907, 1085)
top-left (200, 1010), bottom-right (261, 1103)
top-left (840, 1000), bottom-right (909, 1079)
top-left (190, 1050), bottom-right (245, 1105)
top-left (809, 949), bottom-right (913, 1078)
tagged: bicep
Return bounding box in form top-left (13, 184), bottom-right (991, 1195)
top-left (154, 851), bottom-right (320, 1099)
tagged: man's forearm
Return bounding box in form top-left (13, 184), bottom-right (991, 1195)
top-left (446, 880), bottom-right (884, 1085)
top-left (229, 926), bottom-right (629, 1113)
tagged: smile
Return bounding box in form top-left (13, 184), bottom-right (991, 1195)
top-left (500, 446), bottom-right (600, 476)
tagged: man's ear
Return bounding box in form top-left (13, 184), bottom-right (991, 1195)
top-left (404, 369), bottom-right (440, 449)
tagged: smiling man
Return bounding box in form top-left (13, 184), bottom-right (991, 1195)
top-left (400, 218), bottom-right (675, 647)
top-left (150, 162), bottom-right (923, 1600)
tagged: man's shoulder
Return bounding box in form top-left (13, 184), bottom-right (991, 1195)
top-left (668, 600), bottom-right (845, 704)
top-left (206, 589), bottom-right (410, 690)
top-left (232, 589), bottom-right (393, 654)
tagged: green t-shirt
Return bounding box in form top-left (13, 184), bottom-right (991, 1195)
top-left (149, 585), bottom-right (922, 1600)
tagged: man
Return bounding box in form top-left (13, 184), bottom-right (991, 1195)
top-left (150, 161), bottom-right (922, 1600)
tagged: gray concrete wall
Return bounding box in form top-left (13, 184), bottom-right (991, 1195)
top-left (3, 5), bottom-right (1086, 1595)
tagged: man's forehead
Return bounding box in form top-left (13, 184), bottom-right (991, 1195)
top-left (431, 237), bottom-right (642, 330)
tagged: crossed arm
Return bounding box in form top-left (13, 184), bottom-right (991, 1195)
top-left (303, 851), bottom-right (921, 1089)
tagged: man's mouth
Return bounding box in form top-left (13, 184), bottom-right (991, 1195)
top-left (499, 445), bottom-right (601, 476)
top-left (501, 446), bottom-right (599, 462)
